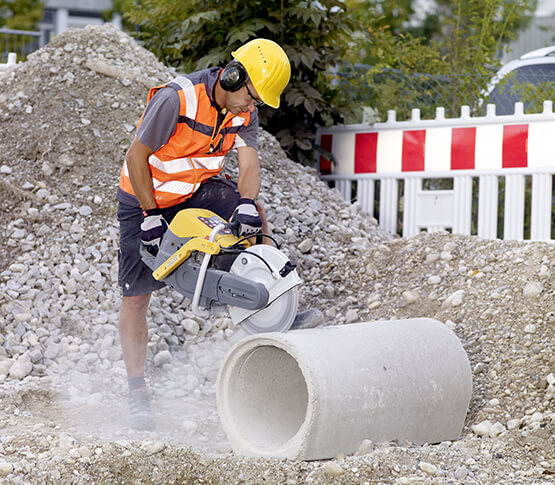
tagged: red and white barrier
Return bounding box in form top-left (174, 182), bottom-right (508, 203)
top-left (317, 103), bottom-right (555, 242)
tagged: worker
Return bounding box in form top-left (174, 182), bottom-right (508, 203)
top-left (116, 38), bottom-right (291, 429)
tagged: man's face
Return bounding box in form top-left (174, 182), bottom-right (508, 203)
top-left (226, 81), bottom-right (264, 115)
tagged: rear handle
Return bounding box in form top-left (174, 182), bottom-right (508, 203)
top-left (191, 222), bottom-right (228, 315)
top-left (139, 242), bottom-right (157, 270)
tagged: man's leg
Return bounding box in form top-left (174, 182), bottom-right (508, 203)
top-left (119, 293), bottom-right (151, 378)
top-left (118, 292), bottom-right (156, 430)
top-left (117, 201), bottom-right (165, 429)
top-left (255, 201), bottom-right (271, 245)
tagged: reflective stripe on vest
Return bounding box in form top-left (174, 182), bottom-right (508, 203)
top-left (119, 71), bottom-right (252, 208)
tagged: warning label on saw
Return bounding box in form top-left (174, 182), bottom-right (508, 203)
top-left (199, 215), bottom-right (231, 234)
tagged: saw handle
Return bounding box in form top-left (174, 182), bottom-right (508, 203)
top-left (139, 242), bottom-right (157, 270)
top-left (226, 220), bottom-right (241, 234)
top-left (191, 222), bottom-right (227, 315)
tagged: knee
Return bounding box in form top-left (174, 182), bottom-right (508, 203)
top-left (254, 201), bottom-right (272, 244)
top-left (255, 200), bottom-right (267, 223)
top-left (122, 293), bottom-right (151, 313)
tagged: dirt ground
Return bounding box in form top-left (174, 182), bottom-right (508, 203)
top-left (0, 24), bottom-right (553, 485)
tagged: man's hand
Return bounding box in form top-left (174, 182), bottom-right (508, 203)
top-left (230, 198), bottom-right (262, 237)
top-left (141, 208), bottom-right (168, 255)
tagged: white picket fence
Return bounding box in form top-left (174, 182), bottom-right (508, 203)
top-left (0, 52), bottom-right (17, 71)
top-left (317, 103), bottom-right (555, 242)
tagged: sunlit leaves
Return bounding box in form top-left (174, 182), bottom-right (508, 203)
top-left (336, 0), bottom-right (537, 122)
top-left (0, 0), bottom-right (43, 30)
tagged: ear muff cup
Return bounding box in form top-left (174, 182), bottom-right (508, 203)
top-left (220, 61), bottom-right (248, 92)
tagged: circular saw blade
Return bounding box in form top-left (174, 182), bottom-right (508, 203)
top-left (228, 245), bottom-right (300, 334)
top-left (240, 287), bottom-right (298, 334)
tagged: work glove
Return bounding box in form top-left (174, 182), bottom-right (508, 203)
top-left (141, 208), bottom-right (168, 255)
top-left (230, 198), bottom-right (262, 237)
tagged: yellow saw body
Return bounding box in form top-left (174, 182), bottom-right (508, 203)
top-left (140, 208), bottom-right (301, 334)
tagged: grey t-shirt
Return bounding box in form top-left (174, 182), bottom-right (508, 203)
top-left (137, 88), bottom-right (179, 151)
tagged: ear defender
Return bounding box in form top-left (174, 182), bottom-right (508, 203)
top-left (220, 60), bottom-right (248, 92)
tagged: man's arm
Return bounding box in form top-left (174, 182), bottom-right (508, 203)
top-left (126, 136), bottom-right (157, 210)
top-left (236, 145), bottom-right (261, 199)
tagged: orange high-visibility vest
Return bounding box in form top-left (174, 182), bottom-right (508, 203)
top-left (119, 70), bottom-right (254, 208)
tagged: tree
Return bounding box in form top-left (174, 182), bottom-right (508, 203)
top-left (0, 0), bottom-right (43, 62)
top-left (347, 0), bottom-right (537, 51)
top-left (0, 0), bottom-right (43, 30)
top-left (338, 0), bottom-right (538, 121)
top-left (346, 0), bottom-right (416, 36)
top-left (422, 0), bottom-right (536, 47)
top-left (429, 0), bottom-right (537, 114)
top-left (119, 0), bottom-right (358, 165)
top-left (333, 12), bottom-right (445, 123)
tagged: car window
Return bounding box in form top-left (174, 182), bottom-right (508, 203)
top-left (513, 64), bottom-right (555, 82)
top-left (489, 64), bottom-right (555, 115)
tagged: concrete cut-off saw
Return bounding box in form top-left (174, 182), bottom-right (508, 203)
top-left (141, 208), bottom-right (302, 334)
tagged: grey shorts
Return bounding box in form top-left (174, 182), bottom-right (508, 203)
top-left (117, 176), bottom-right (240, 296)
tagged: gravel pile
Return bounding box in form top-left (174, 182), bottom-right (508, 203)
top-left (0, 23), bottom-right (172, 190)
top-left (0, 24), bottom-right (553, 484)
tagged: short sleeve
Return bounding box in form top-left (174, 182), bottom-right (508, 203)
top-left (233, 109), bottom-right (259, 151)
top-left (137, 87), bottom-right (180, 151)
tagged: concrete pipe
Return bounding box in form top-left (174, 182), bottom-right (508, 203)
top-left (216, 318), bottom-right (472, 461)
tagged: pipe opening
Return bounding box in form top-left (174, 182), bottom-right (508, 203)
top-left (227, 345), bottom-right (308, 448)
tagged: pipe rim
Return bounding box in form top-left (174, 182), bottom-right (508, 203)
top-left (216, 335), bottom-right (314, 458)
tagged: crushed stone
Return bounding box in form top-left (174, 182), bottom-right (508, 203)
top-left (0, 24), bottom-right (553, 484)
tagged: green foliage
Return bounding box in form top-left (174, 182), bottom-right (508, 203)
top-left (338, 0), bottom-right (537, 122)
top-left (120, 0), bottom-right (357, 165)
top-left (0, 0), bottom-right (43, 30)
top-left (345, 0), bottom-right (416, 36)
top-left (512, 80), bottom-right (555, 113)
top-left (0, 0), bottom-right (43, 62)
top-left (431, 0), bottom-right (536, 114)
top-left (333, 18), bottom-right (447, 123)
top-left (428, 0), bottom-right (536, 48)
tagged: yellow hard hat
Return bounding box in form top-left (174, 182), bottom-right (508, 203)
top-left (232, 38), bottom-right (291, 109)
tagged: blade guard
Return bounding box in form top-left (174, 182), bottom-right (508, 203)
top-left (228, 245), bottom-right (302, 332)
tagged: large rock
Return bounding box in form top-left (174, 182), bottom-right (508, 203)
top-left (8, 354), bottom-right (32, 380)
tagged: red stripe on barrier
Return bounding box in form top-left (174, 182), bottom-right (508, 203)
top-left (502, 125), bottom-right (528, 168)
top-left (319, 134), bottom-right (333, 174)
top-left (402, 130), bottom-right (426, 171)
top-left (354, 132), bottom-right (378, 173)
top-left (451, 127), bottom-right (476, 170)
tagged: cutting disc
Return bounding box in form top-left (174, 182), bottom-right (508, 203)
top-left (240, 287), bottom-right (298, 334)
top-left (228, 245), bottom-right (300, 334)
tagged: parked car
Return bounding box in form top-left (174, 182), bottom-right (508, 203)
top-left (488, 45), bottom-right (555, 115)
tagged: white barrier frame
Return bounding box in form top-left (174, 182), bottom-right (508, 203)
top-left (0, 52), bottom-right (17, 71)
top-left (318, 103), bottom-right (555, 242)
top-left (322, 168), bottom-right (554, 242)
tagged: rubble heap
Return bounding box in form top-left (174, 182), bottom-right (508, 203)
top-left (0, 24), bottom-right (552, 485)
